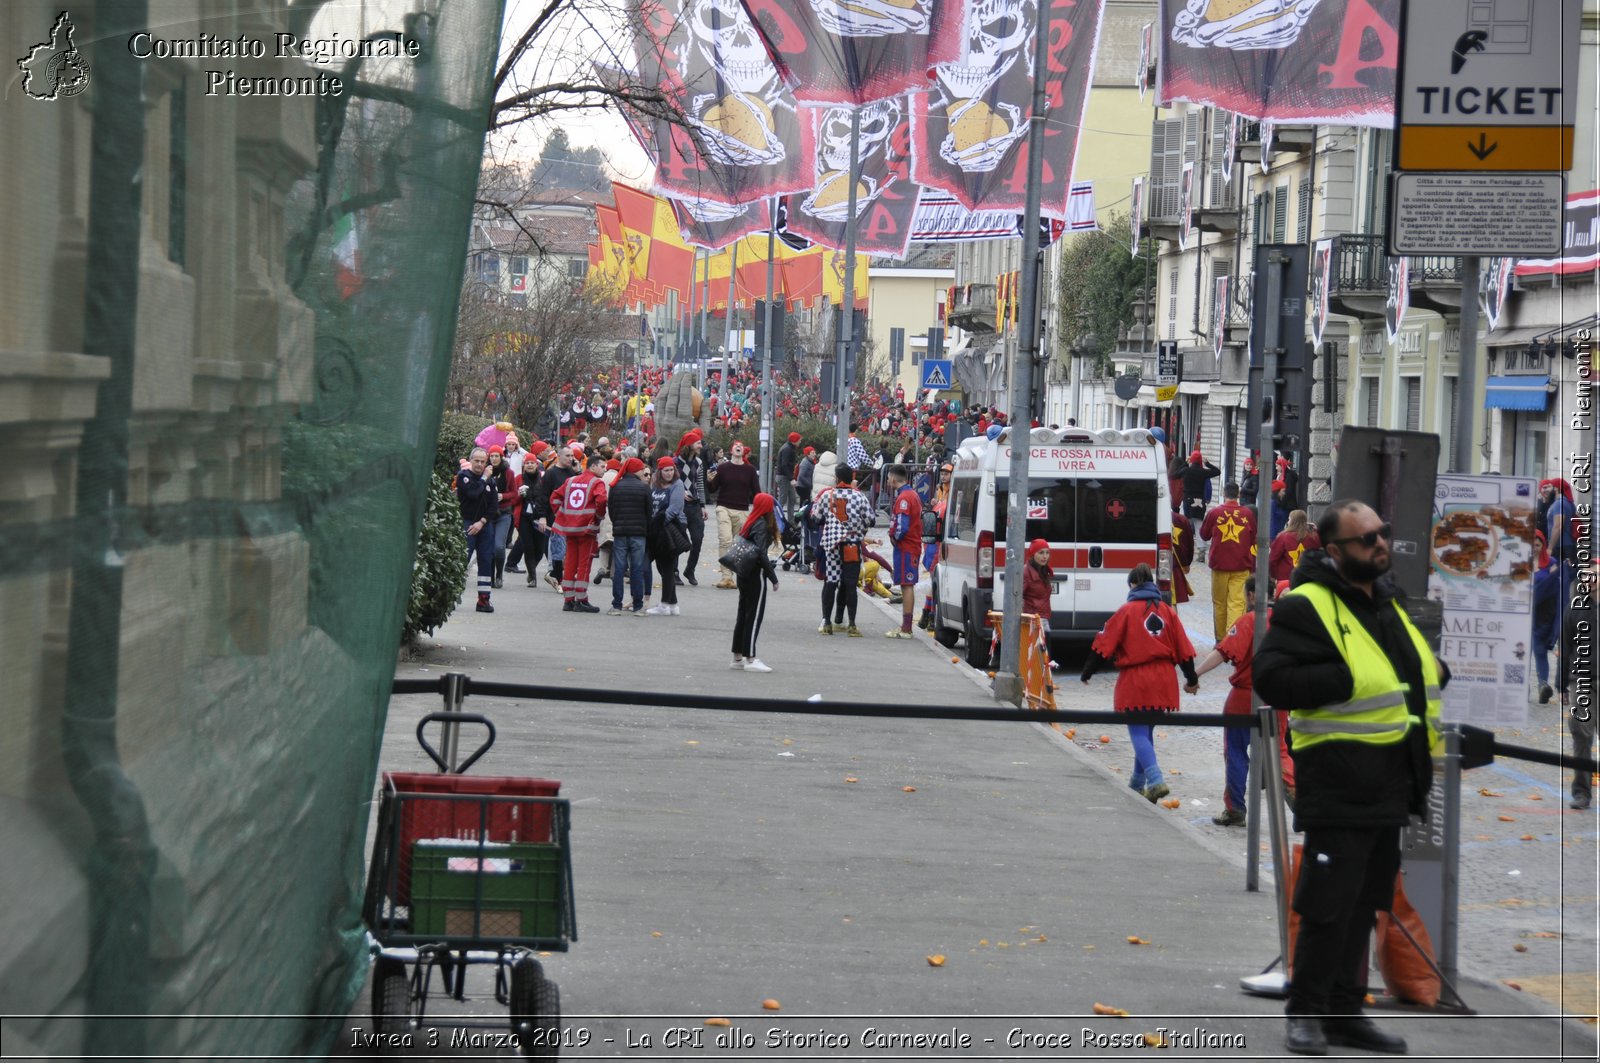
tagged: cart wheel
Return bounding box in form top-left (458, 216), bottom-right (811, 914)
top-left (511, 957), bottom-right (561, 1059)
top-left (372, 957), bottom-right (411, 1052)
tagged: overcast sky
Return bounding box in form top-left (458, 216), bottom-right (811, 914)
top-left (493, 0), bottom-right (653, 184)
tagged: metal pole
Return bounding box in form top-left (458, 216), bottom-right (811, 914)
top-left (441, 671), bottom-right (467, 772)
top-left (1440, 725), bottom-right (1462, 981)
top-left (993, 0), bottom-right (1051, 702)
top-left (698, 248), bottom-right (710, 400)
top-left (1245, 723), bottom-right (1262, 891)
top-left (1252, 251), bottom-right (1294, 961)
top-left (761, 198), bottom-right (779, 492)
top-left (835, 105), bottom-right (862, 458)
top-left (1454, 257), bottom-right (1481, 473)
top-left (727, 241), bottom-right (739, 376)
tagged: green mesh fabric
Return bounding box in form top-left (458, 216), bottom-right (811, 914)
top-left (1, 1), bottom-right (502, 1056)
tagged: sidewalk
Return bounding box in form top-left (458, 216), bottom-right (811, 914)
top-left (343, 553), bottom-right (1598, 1059)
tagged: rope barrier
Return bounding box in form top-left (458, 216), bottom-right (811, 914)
top-left (388, 675), bottom-right (1600, 774)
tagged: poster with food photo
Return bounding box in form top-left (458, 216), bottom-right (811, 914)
top-left (1428, 475), bottom-right (1539, 729)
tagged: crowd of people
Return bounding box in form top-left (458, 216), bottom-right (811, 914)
top-left (524, 362), bottom-right (1014, 460)
top-left (451, 402), bottom-right (958, 675)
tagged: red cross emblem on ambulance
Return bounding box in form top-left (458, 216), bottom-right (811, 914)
top-left (1106, 499), bottom-right (1127, 519)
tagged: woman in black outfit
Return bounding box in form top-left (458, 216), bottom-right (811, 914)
top-left (647, 457), bottom-right (687, 616)
top-left (730, 493), bottom-right (781, 672)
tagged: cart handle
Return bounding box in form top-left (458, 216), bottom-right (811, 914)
top-left (417, 712), bottom-right (496, 774)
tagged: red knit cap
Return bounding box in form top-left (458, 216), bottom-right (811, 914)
top-left (606, 458), bottom-right (622, 472)
top-left (1027, 538), bottom-right (1051, 556)
top-left (488, 444), bottom-right (504, 455)
top-left (656, 456), bottom-right (676, 469)
top-left (1271, 479), bottom-right (1286, 492)
top-left (529, 440), bottom-right (550, 455)
top-left (788, 431), bottom-right (801, 444)
top-left (623, 457), bottom-right (646, 475)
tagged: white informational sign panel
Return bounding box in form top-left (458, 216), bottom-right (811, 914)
top-left (1390, 172), bottom-right (1564, 256)
top-left (1397, 0), bottom-right (1582, 171)
top-left (1428, 474), bottom-right (1539, 729)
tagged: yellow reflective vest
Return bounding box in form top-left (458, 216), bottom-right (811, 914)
top-left (1282, 582), bottom-right (1443, 754)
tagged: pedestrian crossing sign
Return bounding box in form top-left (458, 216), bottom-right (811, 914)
top-left (920, 359), bottom-right (953, 391)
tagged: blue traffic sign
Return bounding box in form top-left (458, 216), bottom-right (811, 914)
top-left (920, 359), bottom-right (953, 391)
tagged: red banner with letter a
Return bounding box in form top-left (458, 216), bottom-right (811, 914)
top-left (1157, 0), bottom-right (1398, 125)
top-left (739, 0), bottom-right (966, 106)
top-left (911, 0), bottom-right (1105, 218)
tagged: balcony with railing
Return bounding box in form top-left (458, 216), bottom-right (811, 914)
top-left (1235, 120), bottom-right (1315, 163)
top-left (1408, 255), bottom-right (1465, 313)
top-left (1327, 234), bottom-right (1386, 320)
top-left (947, 282), bottom-right (997, 332)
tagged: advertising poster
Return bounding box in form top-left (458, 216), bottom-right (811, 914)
top-left (1428, 475), bottom-right (1539, 729)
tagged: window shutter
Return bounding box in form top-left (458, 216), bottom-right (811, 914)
top-left (1208, 109), bottom-right (1230, 203)
top-left (1296, 176), bottom-right (1312, 242)
top-left (1364, 378), bottom-right (1380, 425)
top-left (1184, 110), bottom-right (1202, 166)
top-left (1253, 191), bottom-right (1266, 253)
top-left (1272, 184), bottom-right (1289, 242)
top-left (1405, 377), bottom-right (1421, 431)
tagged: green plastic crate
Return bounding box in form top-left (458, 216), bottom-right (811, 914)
top-left (410, 841), bottom-right (564, 940)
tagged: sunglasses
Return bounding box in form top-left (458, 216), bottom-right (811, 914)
top-left (1329, 522), bottom-right (1392, 549)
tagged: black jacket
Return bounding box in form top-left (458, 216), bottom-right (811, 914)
top-left (1176, 459), bottom-right (1221, 502)
top-left (1254, 550), bottom-right (1443, 829)
top-left (454, 468), bottom-right (498, 523)
top-left (776, 441), bottom-right (797, 479)
top-left (742, 516), bottom-right (780, 587)
top-left (532, 465), bottom-right (576, 522)
top-left (608, 475), bottom-right (653, 538)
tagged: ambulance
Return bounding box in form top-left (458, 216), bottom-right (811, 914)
top-left (933, 426), bottom-right (1174, 666)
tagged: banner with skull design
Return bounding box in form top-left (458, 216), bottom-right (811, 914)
top-left (1157, 0), bottom-right (1398, 125)
top-left (782, 96), bottom-right (923, 258)
top-left (614, 0), bottom-right (816, 208)
top-left (1310, 238), bottom-right (1332, 347)
top-left (671, 194), bottom-right (771, 249)
top-left (911, 0), bottom-right (1106, 218)
top-left (738, 0), bottom-right (967, 106)
top-left (1384, 256), bottom-right (1410, 345)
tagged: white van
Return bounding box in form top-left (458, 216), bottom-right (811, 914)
top-left (933, 426), bottom-right (1174, 666)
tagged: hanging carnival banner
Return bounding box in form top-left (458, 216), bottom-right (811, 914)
top-left (1130, 175), bottom-right (1145, 257)
top-left (1310, 238), bottom-right (1333, 347)
top-left (738, 0), bottom-right (967, 105)
top-left (1220, 110), bottom-right (1238, 185)
top-left (783, 95), bottom-right (922, 258)
top-left (1136, 21), bottom-right (1153, 98)
top-left (909, 185), bottom-right (1092, 243)
top-left (671, 194), bottom-right (770, 249)
top-left (610, 0), bottom-right (815, 208)
top-left (1481, 256), bottom-right (1515, 331)
top-left (1157, 0), bottom-right (1398, 125)
top-left (1213, 274), bottom-right (1230, 360)
top-left (911, 0), bottom-right (1106, 218)
top-left (1385, 256), bottom-right (1410, 345)
top-left (1177, 160), bottom-right (1195, 251)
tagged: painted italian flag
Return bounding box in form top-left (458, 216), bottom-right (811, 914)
top-left (331, 208), bottom-right (362, 300)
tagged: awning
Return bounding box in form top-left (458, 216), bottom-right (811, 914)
top-left (1178, 381), bottom-right (1211, 395)
top-left (1482, 327), bottom-right (1543, 349)
top-left (1207, 385), bottom-right (1245, 406)
top-left (1484, 375), bottom-right (1551, 411)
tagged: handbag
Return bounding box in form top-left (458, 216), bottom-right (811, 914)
top-left (719, 534), bottom-right (762, 577)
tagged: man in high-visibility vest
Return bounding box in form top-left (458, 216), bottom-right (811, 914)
top-left (1255, 499), bottom-right (1445, 1058)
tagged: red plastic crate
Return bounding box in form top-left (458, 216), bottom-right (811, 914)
top-left (382, 773), bottom-right (561, 905)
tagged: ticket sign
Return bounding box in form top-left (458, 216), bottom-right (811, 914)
top-left (1396, 0), bottom-right (1581, 171)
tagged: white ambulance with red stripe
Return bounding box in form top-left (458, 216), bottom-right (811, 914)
top-left (933, 427), bottom-right (1174, 666)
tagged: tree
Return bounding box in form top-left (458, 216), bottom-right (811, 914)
top-left (1055, 214), bottom-right (1157, 374)
top-left (530, 129), bottom-right (607, 192)
top-left (449, 275), bottom-right (624, 431)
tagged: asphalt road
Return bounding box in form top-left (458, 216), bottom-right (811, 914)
top-left (340, 550), bottom-right (1599, 1060)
